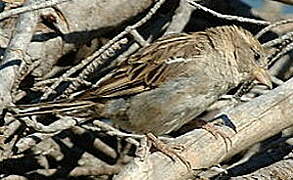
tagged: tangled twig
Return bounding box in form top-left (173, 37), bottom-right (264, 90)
top-left (40, 0), bottom-right (167, 101)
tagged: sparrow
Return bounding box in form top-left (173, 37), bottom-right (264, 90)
top-left (12, 25), bottom-right (272, 136)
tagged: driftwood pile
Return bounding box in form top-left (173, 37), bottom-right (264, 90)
top-left (0, 0), bottom-right (292, 179)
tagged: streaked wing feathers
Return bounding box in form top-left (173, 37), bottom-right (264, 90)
top-left (82, 32), bottom-right (208, 98)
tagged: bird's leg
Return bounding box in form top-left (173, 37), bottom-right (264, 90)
top-left (135, 135), bottom-right (151, 160)
top-left (145, 133), bottom-right (191, 169)
top-left (194, 119), bottom-right (233, 150)
top-left (233, 81), bottom-right (254, 100)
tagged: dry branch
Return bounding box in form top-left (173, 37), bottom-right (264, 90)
top-left (51, 0), bottom-right (166, 98)
top-left (114, 78), bottom-right (293, 180)
top-left (0, 0), bottom-right (70, 20)
top-left (164, 0), bottom-right (192, 34)
top-left (1, 0), bottom-right (293, 179)
top-left (1, 0), bottom-right (157, 86)
top-left (0, 0), bottom-right (39, 112)
top-left (187, 0), bottom-right (270, 25)
top-left (231, 155), bottom-right (293, 179)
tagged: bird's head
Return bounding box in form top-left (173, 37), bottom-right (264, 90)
top-left (231, 26), bottom-right (272, 89)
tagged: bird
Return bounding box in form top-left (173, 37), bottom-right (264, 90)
top-left (12, 25), bottom-right (272, 137)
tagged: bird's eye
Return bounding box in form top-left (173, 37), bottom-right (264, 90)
top-left (250, 47), bottom-right (261, 62)
top-left (254, 53), bottom-right (260, 61)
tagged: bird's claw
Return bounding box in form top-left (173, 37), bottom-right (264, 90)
top-left (201, 122), bottom-right (233, 151)
top-left (145, 133), bottom-right (191, 169)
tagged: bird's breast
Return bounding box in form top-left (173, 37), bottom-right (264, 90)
top-left (105, 75), bottom-right (231, 135)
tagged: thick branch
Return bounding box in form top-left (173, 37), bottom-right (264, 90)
top-left (0, 0), bottom-right (39, 112)
top-left (232, 156), bottom-right (293, 179)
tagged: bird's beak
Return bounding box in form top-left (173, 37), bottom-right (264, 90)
top-left (253, 67), bottom-right (273, 89)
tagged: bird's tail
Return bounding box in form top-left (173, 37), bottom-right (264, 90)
top-left (9, 98), bottom-right (105, 118)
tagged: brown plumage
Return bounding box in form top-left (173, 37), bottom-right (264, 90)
top-left (14, 25), bottom-right (272, 135)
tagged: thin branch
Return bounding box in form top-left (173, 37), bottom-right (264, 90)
top-left (187, 0), bottom-right (270, 25)
top-left (28, 165), bottom-right (121, 177)
top-left (15, 132), bottom-right (59, 153)
top-left (263, 31), bottom-right (293, 48)
top-left (16, 114), bottom-right (89, 133)
top-left (0, 0), bottom-right (71, 20)
top-left (269, 41), bottom-right (293, 66)
top-left (40, 0), bottom-right (167, 100)
top-left (256, 19), bottom-right (293, 39)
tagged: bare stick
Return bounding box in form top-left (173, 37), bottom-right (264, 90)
top-left (262, 31), bottom-right (293, 48)
top-left (0, 0), bottom-right (39, 113)
top-left (256, 19), bottom-right (293, 39)
top-left (0, 0), bottom-right (71, 20)
top-left (187, 0), bottom-right (270, 25)
top-left (41, 0), bottom-right (167, 100)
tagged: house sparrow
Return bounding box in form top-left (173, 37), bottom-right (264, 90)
top-left (13, 25), bottom-right (272, 136)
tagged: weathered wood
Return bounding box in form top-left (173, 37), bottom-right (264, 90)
top-left (231, 155), bottom-right (293, 179)
top-left (0, 0), bottom-right (39, 112)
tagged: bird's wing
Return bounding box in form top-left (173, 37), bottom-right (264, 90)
top-left (11, 33), bottom-right (209, 116)
top-left (81, 33), bottom-right (208, 98)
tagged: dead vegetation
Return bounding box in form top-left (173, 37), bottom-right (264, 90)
top-left (0, 0), bottom-right (292, 179)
